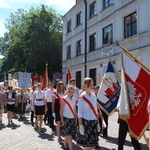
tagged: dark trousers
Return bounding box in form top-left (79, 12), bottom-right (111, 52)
top-left (118, 119), bottom-right (141, 150)
top-left (31, 110), bottom-right (34, 123)
top-left (47, 102), bottom-right (54, 128)
top-left (101, 109), bottom-right (108, 136)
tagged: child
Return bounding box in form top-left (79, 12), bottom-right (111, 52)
top-left (60, 85), bottom-right (77, 150)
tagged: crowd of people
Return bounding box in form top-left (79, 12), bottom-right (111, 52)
top-left (0, 77), bottom-right (143, 150)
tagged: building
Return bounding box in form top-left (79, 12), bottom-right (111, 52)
top-left (62, 0), bottom-right (150, 88)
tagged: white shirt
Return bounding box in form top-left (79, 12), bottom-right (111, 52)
top-left (78, 91), bottom-right (98, 120)
top-left (45, 88), bottom-right (56, 102)
top-left (73, 87), bottom-right (80, 100)
top-left (63, 95), bottom-right (76, 119)
top-left (29, 91), bottom-right (34, 110)
top-left (34, 90), bottom-right (45, 106)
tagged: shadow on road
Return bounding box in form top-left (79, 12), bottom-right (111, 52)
top-left (0, 123), bottom-right (6, 130)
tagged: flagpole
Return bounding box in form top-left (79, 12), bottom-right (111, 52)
top-left (116, 41), bottom-right (150, 74)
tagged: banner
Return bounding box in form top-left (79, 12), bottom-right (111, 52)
top-left (18, 72), bottom-right (31, 89)
top-left (68, 66), bottom-right (72, 81)
top-left (42, 64), bottom-right (48, 90)
top-left (121, 51), bottom-right (149, 139)
top-left (97, 61), bottom-right (120, 115)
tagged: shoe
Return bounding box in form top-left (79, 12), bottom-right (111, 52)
top-left (58, 138), bottom-right (63, 144)
top-left (38, 130), bottom-right (43, 134)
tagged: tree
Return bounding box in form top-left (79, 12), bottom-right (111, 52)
top-left (0, 5), bottom-right (62, 81)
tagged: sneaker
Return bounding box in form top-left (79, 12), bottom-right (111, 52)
top-left (38, 130), bottom-right (43, 134)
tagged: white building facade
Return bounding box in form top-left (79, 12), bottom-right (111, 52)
top-left (62, 0), bottom-right (150, 88)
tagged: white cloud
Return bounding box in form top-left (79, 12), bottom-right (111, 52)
top-left (0, 1), bottom-right (10, 8)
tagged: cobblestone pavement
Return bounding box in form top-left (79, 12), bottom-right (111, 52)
top-left (0, 112), bottom-right (148, 150)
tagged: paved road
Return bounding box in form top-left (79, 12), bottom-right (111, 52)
top-left (0, 112), bottom-right (148, 150)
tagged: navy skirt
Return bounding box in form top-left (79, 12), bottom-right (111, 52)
top-left (60, 117), bottom-right (77, 135)
top-left (76, 118), bottom-right (98, 147)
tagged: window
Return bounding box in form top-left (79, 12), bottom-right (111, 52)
top-left (90, 33), bottom-right (96, 51)
top-left (67, 20), bottom-right (71, 33)
top-left (124, 12), bottom-right (137, 38)
top-left (103, 0), bottom-right (113, 9)
top-left (103, 24), bottom-right (113, 44)
top-left (76, 40), bottom-right (82, 56)
top-left (67, 45), bottom-right (71, 59)
top-left (89, 68), bottom-right (96, 86)
top-left (76, 71), bottom-right (81, 88)
top-left (89, 2), bottom-right (96, 18)
top-left (76, 12), bottom-right (82, 26)
top-left (66, 73), bottom-right (68, 85)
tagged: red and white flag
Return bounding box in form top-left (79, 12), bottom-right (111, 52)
top-left (42, 64), bottom-right (48, 90)
top-left (67, 66), bottom-right (72, 83)
top-left (120, 51), bottom-right (150, 139)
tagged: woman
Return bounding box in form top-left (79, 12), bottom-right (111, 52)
top-left (33, 83), bottom-right (47, 133)
top-left (17, 89), bottom-right (27, 119)
top-left (0, 88), bottom-right (4, 123)
top-left (60, 85), bottom-right (77, 150)
top-left (5, 86), bottom-right (17, 125)
top-left (52, 81), bottom-right (65, 144)
top-left (29, 85), bottom-right (36, 126)
top-left (77, 78), bottom-right (99, 150)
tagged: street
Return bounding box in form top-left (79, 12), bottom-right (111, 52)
top-left (0, 112), bottom-right (148, 150)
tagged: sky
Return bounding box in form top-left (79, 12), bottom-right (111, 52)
top-left (0, 0), bottom-right (75, 37)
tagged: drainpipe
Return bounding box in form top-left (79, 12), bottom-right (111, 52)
top-left (84, 0), bottom-right (87, 77)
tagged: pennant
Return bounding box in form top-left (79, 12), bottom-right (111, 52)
top-left (18, 72), bottom-right (31, 89)
top-left (68, 66), bottom-right (72, 81)
top-left (42, 64), bottom-right (48, 90)
top-left (121, 51), bottom-right (149, 139)
top-left (97, 61), bottom-right (120, 115)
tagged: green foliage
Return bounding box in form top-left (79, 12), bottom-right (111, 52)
top-left (0, 5), bottom-right (62, 80)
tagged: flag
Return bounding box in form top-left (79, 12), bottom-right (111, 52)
top-left (117, 54), bottom-right (130, 119)
top-left (42, 64), bottom-right (48, 90)
top-left (97, 61), bottom-right (120, 115)
top-left (67, 66), bottom-right (72, 82)
top-left (18, 72), bottom-right (31, 89)
top-left (120, 51), bottom-right (150, 139)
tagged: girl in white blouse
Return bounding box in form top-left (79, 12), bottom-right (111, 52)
top-left (77, 77), bottom-right (99, 150)
top-left (33, 83), bottom-right (47, 133)
top-left (60, 85), bottom-right (77, 150)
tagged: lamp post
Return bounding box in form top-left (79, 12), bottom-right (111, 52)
top-left (84, 0), bottom-right (87, 77)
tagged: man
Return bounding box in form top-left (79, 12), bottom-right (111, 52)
top-left (69, 78), bottom-right (80, 100)
top-left (118, 118), bottom-right (141, 150)
top-left (29, 85), bottom-right (36, 126)
top-left (45, 82), bottom-right (55, 130)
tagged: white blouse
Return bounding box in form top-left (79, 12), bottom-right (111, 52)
top-left (62, 95), bottom-right (76, 119)
top-left (45, 88), bottom-right (56, 102)
top-left (78, 91), bottom-right (98, 120)
top-left (34, 90), bottom-right (45, 106)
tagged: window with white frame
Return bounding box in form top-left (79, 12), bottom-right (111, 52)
top-left (103, 0), bottom-right (113, 9)
top-left (103, 24), bottom-right (113, 45)
top-left (89, 68), bottom-right (96, 86)
top-left (89, 1), bottom-right (96, 18)
top-left (76, 40), bottom-right (82, 56)
top-left (67, 45), bottom-right (71, 59)
top-left (67, 20), bottom-right (71, 33)
top-left (76, 12), bottom-right (82, 26)
top-left (90, 33), bottom-right (96, 51)
top-left (124, 12), bottom-right (137, 38)
top-left (76, 71), bottom-right (81, 88)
